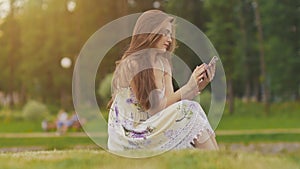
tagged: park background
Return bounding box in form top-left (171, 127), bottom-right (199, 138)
top-left (0, 0), bottom-right (299, 168)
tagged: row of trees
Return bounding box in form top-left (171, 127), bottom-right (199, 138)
top-left (0, 0), bottom-right (299, 114)
top-left (165, 0), bottom-right (299, 113)
top-left (0, 0), bottom-right (130, 109)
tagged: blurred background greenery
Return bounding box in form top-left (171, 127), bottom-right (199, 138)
top-left (0, 0), bottom-right (299, 113)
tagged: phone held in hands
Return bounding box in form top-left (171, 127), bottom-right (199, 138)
top-left (201, 56), bottom-right (219, 82)
top-left (208, 56), bottom-right (219, 67)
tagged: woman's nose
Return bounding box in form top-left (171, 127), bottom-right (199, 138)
top-left (167, 35), bottom-right (172, 43)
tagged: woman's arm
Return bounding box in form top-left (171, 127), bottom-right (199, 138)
top-left (163, 63), bottom-right (210, 106)
top-left (148, 58), bottom-right (209, 115)
top-left (148, 63), bottom-right (210, 115)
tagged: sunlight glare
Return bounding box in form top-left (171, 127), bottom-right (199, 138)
top-left (67, 0), bottom-right (76, 12)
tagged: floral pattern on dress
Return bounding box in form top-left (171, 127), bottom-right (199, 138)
top-left (126, 89), bottom-right (143, 112)
top-left (107, 88), bottom-right (215, 153)
top-left (175, 103), bottom-right (194, 122)
top-left (123, 126), bottom-right (155, 139)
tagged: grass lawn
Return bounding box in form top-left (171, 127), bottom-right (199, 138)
top-left (217, 133), bottom-right (300, 143)
top-left (0, 134), bottom-right (299, 150)
top-left (0, 101), bottom-right (299, 151)
top-left (216, 100), bottom-right (300, 130)
top-left (217, 115), bottom-right (300, 130)
top-left (0, 101), bottom-right (298, 169)
top-left (1, 101), bottom-right (299, 133)
top-left (0, 137), bottom-right (96, 149)
top-left (0, 121), bottom-right (43, 133)
top-left (0, 115), bottom-right (299, 133)
top-left (0, 149), bottom-right (299, 169)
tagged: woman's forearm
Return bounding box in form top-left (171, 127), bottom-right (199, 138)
top-left (165, 84), bottom-right (197, 106)
top-left (148, 85), bottom-right (196, 115)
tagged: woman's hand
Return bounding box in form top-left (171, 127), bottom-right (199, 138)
top-left (206, 59), bottom-right (217, 82)
top-left (198, 70), bottom-right (210, 92)
top-left (181, 64), bottom-right (209, 99)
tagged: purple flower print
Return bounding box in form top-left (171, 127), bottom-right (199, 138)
top-left (114, 105), bottom-right (119, 123)
top-left (132, 133), bottom-right (147, 139)
top-left (164, 129), bottom-right (174, 139)
top-left (126, 98), bottom-right (134, 104)
top-left (123, 126), bottom-right (154, 139)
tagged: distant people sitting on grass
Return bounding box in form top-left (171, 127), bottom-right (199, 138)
top-left (65, 111), bottom-right (84, 131)
top-left (41, 110), bottom-right (85, 135)
top-left (56, 109), bottom-right (69, 135)
top-left (41, 119), bottom-right (56, 131)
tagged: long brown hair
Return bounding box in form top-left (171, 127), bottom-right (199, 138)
top-left (107, 10), bottom-right (176, 110)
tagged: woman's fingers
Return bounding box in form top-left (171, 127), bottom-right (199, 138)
top-left (187, 63), bottom-right (212, 94)
top-left (198, 73), bottom-right (210, 91)
top-left (206, 69), bottom-right (212, 81)
top-left (207, 64), bottom-right (216, 81)
top-left (197, 72), bottom-right (208, 85)
top-left (194, 64), bottom-right (208, 78)
top-left (194, 64), bottom-right (207, 73)
top-left (195, 63), bottom-right (206, 70)
top-left (205, 71), bottom-right (211, 82)
top-left (197, 74), bottom-right (205, 82)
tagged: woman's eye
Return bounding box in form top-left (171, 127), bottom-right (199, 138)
top-left (163, 32), bottom-right (172, 37)
top-left (160, 29), bottom-right (171, 37)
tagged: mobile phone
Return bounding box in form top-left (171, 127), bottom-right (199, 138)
top-left (200, 56), bottom-right (219, 82)
top-left (206, 56), bottom-right (218, 81)
top-left (208, 56), bottom-right (219, 66)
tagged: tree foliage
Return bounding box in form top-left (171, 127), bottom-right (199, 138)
top-left (0, 0), bottom-right (298, 113)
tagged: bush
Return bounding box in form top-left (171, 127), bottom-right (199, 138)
top-left (97, 73), bottom-right (113, 106)
top-left (0, 109), bottom-right (24, 122)
top-left (22, 100), bottom-right (49, 121)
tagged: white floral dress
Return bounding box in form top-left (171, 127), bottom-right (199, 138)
top-left (107, 87), bottom-right (215, 155)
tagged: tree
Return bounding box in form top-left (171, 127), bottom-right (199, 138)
top-left (0, 0), bottom-right (22, 107)
top-left (204, 0), bottom-right (241, 114)
top-left (258, 0), bottom-right (299, 101)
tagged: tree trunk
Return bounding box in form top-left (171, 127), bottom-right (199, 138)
top-left (8, 0), bottom-right (16, 107)
top-left (244, 81), bottom-right (251, 102)
top-left (228, 78), bottom-right (235, 115)
top-left (239, 0), bottom-right (250, 102)
top-left (253, 0), bottom-right (270, 114)
top-left (252, 78), bottom-right (259, 102)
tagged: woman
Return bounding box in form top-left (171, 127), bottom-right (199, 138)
top-left (107, 10), bottom-right (218, 155)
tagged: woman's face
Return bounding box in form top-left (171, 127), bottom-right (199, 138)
top-left (155, 22), bottom-right (172, 52)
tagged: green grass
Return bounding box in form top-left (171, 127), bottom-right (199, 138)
top-left (217, 134), bottom-right (300, 143)
top-left (217, 115), bottom-right (300, 130)
top-left (0, 137), bottom-right (96, 149)
top-left (1, 101), bottom-right (300, 133)
top-left (0, 121), bottom-right (43, 133)
top-left (216, 100), bottom-right (300, 130)
top-left (223, 100), bottom-right (300, 117)
top-left (0, 101), bottom-right (299, 168)
top-left (0, 134), bottom-right (299, 150)
top-left (0, 150), bottom-right (299, 169)
top-left (0, 101), bottom-right (299, 150)
top-left (0, 114), bottom-right (298, 134)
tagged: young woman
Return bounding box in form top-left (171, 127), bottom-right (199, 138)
top-left (107, 10), bottom-right (218, 154)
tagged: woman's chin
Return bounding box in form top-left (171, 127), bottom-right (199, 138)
top-left (157, 48), bottom-right (167, 53)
